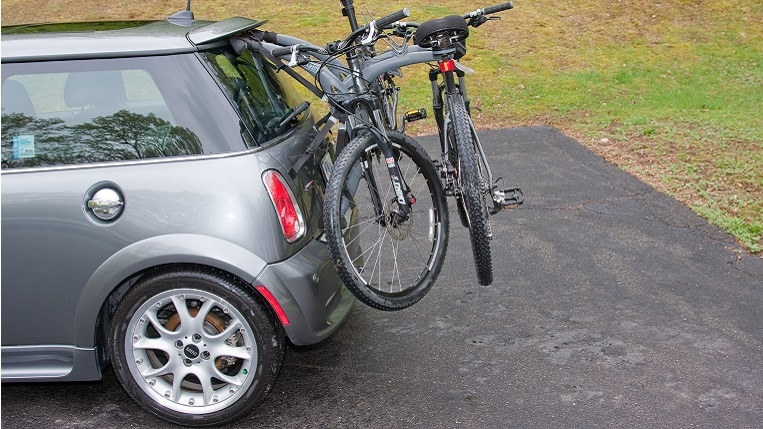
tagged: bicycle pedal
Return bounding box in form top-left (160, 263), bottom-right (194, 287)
top-left (403, 108), bottom-right (427, 123)
top-left (491, 187), bottom-right (524, 214)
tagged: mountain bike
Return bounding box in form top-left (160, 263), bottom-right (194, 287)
top-left (233, 2), bottom-right (522, 310)
top-left (386, 5), bottom-right (526, 289)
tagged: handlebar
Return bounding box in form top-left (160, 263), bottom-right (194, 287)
top-left (271, 45), bottom-right (296, 58)
top-left (374, 8), bottom-right (411, 29)
top-left (267, 2), bottom-right (512, 61)
top-left (360, 8), bottom-right (410, 45)
top-left (390, 2), bottom-right (513, 35)
top-left (461, 2), bottom-right (514, 25)
top-left (481, 2), bottom-right (514, 16)
top-left (270, 44), bottom-right (327, 57)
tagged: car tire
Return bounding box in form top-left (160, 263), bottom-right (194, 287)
top-left (109, 267), bottom-right (285, 427)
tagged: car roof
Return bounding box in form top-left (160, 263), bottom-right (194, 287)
top-left (1, 16), bottom-right (266, 63)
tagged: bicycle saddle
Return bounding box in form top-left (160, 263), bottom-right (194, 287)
top-left (414, 15), bottom-right (469, 49)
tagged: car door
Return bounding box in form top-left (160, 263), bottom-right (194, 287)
top-left (0, 57), bottom-right (227, 348)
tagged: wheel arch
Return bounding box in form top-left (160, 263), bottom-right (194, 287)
top-left (78, 234), bottom-right (269, 366)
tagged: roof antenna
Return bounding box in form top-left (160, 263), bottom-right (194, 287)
top-left (168, 0), bottom-right (195, 25)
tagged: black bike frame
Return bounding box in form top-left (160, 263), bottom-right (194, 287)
top-left (341, 0), bottom-right (361, 31)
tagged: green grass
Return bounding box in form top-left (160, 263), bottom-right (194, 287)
top-left (2, 0), bottom-right (761, 253)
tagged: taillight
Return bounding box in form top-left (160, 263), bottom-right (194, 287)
top-left (439, 59), bottom-right (456, 73)
top-left (262, 170), bottom-right (305, 243)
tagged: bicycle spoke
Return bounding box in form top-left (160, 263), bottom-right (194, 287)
top-left (389, 236), bottom-right (403, 292)
top-left (350, 222), bottom-right (385, 270)
top-left (368, 224), bottom-right (387, 287)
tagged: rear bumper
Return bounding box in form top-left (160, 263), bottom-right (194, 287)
top-left (254, 237), bottom-right (355, 346)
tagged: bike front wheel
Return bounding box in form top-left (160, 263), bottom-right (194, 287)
top-left (324, 131), bottom-right (449, 310)
top-left (447, 92), bottom-right (493, 285)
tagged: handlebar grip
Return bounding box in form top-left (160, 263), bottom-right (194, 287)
top-left (483, 2), bottom-right (514, 15)
top-left (271, 46), bottom-right (294, 57)
top-left (374, 8), bottom-right (411, 28)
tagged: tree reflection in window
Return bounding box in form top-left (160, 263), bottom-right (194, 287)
top-left (203, 51), bottom-right (304, 144)
top-left (1, 110), bottom-right (202, 169)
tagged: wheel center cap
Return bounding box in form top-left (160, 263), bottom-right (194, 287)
top-left (183, 344), bottom-right (200, 359)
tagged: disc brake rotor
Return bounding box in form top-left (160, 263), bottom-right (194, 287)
top-left (384, 198), bottom-right (413, 240)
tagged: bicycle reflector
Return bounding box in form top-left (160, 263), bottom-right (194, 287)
top-left (439, 59), bottom-right (456, 73)
top-left (262, 170), bottom-right (305, 243)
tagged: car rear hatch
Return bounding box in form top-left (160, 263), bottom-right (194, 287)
top-left (189, 19), bottom-right (334, 244)
top-left (264, 119), bottom-right (334, 242)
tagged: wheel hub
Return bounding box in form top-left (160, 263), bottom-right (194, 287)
top-left (183, 344), bottom-right (200, 360)
top-left (384, 198), bottom-right (413, 240)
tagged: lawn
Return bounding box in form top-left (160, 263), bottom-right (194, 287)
top-left (3, 0), bottom-right (761, 253)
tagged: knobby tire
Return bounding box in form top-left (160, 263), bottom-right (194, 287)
top-left (447, 93), bottom-right (493, 285)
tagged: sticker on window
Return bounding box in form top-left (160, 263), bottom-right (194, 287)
top-left (12, 135), bottom-right (35, 159)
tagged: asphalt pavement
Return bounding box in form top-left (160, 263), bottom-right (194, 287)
top-left (2, 127), bottom-right (762, 428)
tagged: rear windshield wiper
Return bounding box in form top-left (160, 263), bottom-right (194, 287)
top-left (269, 100), bottom-right (310, 130)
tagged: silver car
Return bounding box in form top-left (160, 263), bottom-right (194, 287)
top-left (1, 11), bottom-right (354, 426)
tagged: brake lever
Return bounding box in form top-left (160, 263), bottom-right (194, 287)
top-left (288, 45), bottom-right (300, 67)
top-left (361, 20), bottom-right (378, 45)
top-left (467, 15), bottom-right (500, 28)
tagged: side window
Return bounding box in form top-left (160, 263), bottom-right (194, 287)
top-left (2, 67), bottom-right (202, 169)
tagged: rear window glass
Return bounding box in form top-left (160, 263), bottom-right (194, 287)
top-left (200, 48), bottom-right (307, 144)
top-left (2, 54), bottom-right (248, 169)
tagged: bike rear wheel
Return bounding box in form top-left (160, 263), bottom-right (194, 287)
top-left (447, 93), bottom-right (493, 285)
top-left (324, 131), bottom-right (449, 310)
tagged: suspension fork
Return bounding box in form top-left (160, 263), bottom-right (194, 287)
top-left (431, 60), bottom-right (464, 175)
top-left (342, 103), bottom-right (414, 222)
top-left (429, 62), bottom-right (472, 130)
top-left (341, 52), bottom-right (413, 223)
top-left (456, 68), bottom-right (470, 115)
top-left (429, 68), bottom-right (446, 152)
top-left (372, 120), bottom-right (414, 220)
top-left (346, 125), bottom-right (412, 226)
top-left (431, 59), bottom-right (465, 150)
top-left (442, 63), bottom-right (497, 201)
top-left (341, 121), bottom-right (412, 223)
